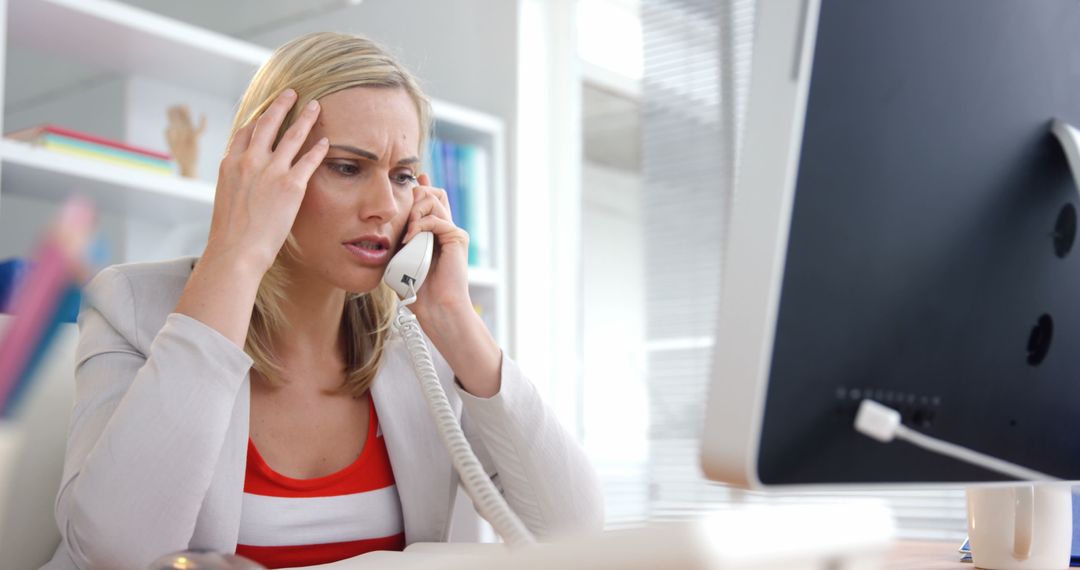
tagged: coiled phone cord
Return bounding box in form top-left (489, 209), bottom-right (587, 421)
top-left (393, 299), bottom-right (536, 547)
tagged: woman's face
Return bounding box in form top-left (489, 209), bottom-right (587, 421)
top-left (288, 86), bottom-right (422, 293)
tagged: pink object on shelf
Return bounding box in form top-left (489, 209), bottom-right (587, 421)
top-left (0, 196), bottom-right (96, 412)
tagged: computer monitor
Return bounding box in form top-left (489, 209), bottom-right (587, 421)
top-left (702, 0), bottom-right (1080, 487)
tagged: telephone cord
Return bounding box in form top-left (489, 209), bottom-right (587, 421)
top-left (394, 302), bottom-right (536, 547)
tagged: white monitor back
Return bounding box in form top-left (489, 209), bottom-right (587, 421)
top-left (700, 0), bottom-right (823, 488)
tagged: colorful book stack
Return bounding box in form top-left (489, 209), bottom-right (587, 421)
top-left (5, 124), bottom-right (174, 175)
top-left (426, 137), bottom-right (492, 268)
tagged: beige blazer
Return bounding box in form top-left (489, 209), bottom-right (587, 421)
top-left (43, 257), bottom-right (603, 570)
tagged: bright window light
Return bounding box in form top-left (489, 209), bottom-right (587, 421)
top-left (577, 0), bottom-right (643, 79)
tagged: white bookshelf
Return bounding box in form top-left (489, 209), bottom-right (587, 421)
top-left (7, 0), bottom-right (268, 99)
top-left (0, 139), bottom-right (213, 222)
top-left (431, 100), bottom-right (509, 346)
top-left (0, 0), bottom-right (509, 345)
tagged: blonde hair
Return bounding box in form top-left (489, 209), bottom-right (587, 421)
top-left (229, 32), bottom-right (432, 397)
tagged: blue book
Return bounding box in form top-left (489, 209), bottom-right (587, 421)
top-left (441, 139), bottom-right (461, 225)
top-left (454, 143), bottom-right (472, 264)
top-left (458, 144), bottom-right (478, 266)
top-left (1, 286), bottom-right (81, 416)
top-left (0, 258), bottom-right (30, 313)
top-left (0, 258), bottom-right (79, 322)
top-left (428, 138), bottom-right (444, 189)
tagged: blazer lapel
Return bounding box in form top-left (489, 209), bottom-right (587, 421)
top-left (371, 336), bottom-right (458, 544)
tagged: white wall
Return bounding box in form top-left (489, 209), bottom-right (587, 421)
top-left (515, 0), bottom-right (583, 435)
top-left (3, 47), bottom-right (124, 139)
top-left (581, 161), bottom-right (648, 526)
top-left (241, 0), bottom-right (519, 169)
top-left (0, 194), bottom-right (126, 261)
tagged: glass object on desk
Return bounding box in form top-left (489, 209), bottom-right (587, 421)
top-left (148, 549), bottom-right (264, 570)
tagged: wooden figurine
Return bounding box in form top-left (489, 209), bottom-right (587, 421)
top-left (164, 104), bottom-right (207, 178)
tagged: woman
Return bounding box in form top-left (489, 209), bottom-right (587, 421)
top-left (45, 32), bottom-right (603, 570)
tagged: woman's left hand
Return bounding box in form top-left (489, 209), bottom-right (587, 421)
top-left (400, 174), bottom-right (503, 398)
top-left (402, 174), bottom-right (472, 322)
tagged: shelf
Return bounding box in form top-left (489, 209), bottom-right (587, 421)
top-left (7, 0), bottom-right (270, 99)
top-left (6, 0), bottom-right (500, 129)
top-left (431, 100), bottom-right (504, 147)
top-left (0, 140), bottom-right (213, 223)
top-left (432, 100), bottom-right (504, 134)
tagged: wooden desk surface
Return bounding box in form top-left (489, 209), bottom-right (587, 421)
top-left (886, 541), bottom-right (967, 570)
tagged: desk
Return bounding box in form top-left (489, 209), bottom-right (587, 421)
top-left (301, 541), bottom-right (964, 570)
top-left (886, 541), bottom-right (965, 569)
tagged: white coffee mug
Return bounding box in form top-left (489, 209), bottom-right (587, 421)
top-left (966, 484), bottom-right (1072, 570)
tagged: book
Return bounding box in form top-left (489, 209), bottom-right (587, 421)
top-left (466, 145), bottom-right (492, 268)
top-left (6, 124), bottom-right (172, 160)
top-left (453, 142), bottom-right (470, 255)
top-left (0, 259), bottom-right (29, 314)
top-left (441, 139), bottom-right (461, 225)
top-left (6, 124), bottom-right (175, 175)
top-left (429, 138), bottom-right (445, 189)
top-left (40, 135), bottom-right (171, 168)
top-left (36, 138), bottom-right (173, 174)
top-left (425, 137), bottom-right (492, 268)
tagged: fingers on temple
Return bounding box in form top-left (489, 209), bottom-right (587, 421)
top-left (249, 89), bottom-right (298, 153)
top-left (273, 99), bottom-right (322, 166)
top-left (289, 137), bottom-right (330, 188)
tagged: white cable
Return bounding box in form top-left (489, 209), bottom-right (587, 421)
top-left (854, 399), bottom-right (1058, 482)
top-left (393, 298), bottom-right (535, 547)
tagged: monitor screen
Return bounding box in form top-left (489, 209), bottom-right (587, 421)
top-left (702, 0), bottom-right (1080, 487)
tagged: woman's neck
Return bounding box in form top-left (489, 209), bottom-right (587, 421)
top-left (272, 264), bottom-right (348, 365)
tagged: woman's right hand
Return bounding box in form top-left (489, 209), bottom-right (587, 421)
top-left (175, 88), bottom-right (328, 347)
top-left (205, 88), bottom-right (329, 275)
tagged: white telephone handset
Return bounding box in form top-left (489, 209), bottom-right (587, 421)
top-left (382, 231), bottom-right (434, 301)
top-left (382, 231), bottom-right (534, 547)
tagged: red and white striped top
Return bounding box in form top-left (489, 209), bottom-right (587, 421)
top-left (235, 398), bottom-right (406, 568)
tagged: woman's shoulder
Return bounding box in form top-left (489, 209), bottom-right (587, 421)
top-left (97, 256), bottom-right (198, 279)
top-left (86, 256), bottom-right (197, 299)
top-left (80, 256), bottom-right (198, 351)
